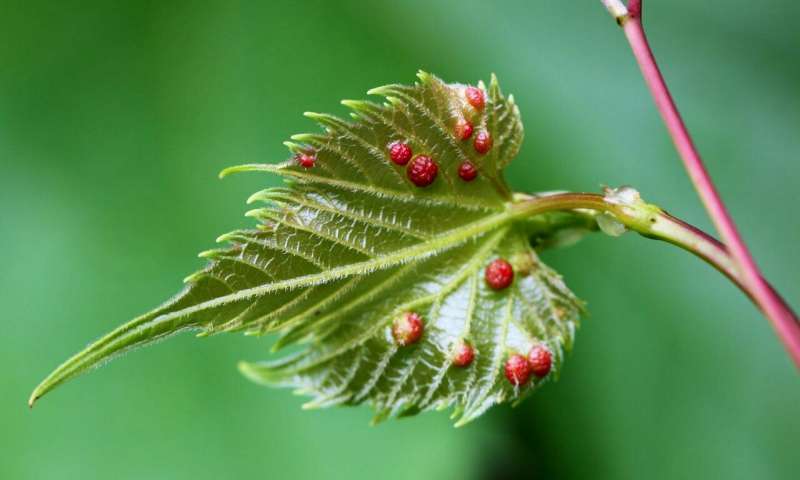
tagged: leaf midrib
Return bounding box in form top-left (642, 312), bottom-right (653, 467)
top-left (172, 205), bottom-right (517, 328)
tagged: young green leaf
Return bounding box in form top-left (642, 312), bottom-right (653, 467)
top-left (31, 72), bottom-right (583, 425)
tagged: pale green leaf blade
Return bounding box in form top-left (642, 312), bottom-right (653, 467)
top-left (31, 72), bottom-right (582, 425)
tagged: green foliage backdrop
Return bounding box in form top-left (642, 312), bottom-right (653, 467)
top-left (2, 1), bottom-right (799, 478)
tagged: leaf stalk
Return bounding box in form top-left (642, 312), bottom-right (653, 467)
top-left (512, 191), bottom-right (794, 319)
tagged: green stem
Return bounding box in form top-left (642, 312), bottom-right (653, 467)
top-left (511, 191), bottom-right (792, 312)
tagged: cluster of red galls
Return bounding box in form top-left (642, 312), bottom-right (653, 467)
top-left (390, 257), bottom-right (552, 386)
top-left (504, 344), bottom-right (553, 387)
top-left (299, 86), bottom-right (551, 387)
top-left (294, 86), bottom-right (493, 188)
top-left (386, 86), bottom-right (491, 187)
top-left (456, 86), bottom-right (493, 155)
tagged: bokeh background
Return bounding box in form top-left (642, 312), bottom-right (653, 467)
top-left (2, 1), bottom-right (799, 478)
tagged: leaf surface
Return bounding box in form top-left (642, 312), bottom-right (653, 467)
top-left (31, 72), bottom-right (582, 425)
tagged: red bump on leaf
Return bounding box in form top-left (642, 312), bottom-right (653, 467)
top-left (504, 353), bottom-right (532, 386)
top-left (528, 344), bottom-right (553, 378)
top-left (392, 312), bottom-right (424, 346)
top-left (388, 141), bottom-right (413, 165)
top-left (455, 118), bottom-right (474, 140)
top-left (407, 155), bottom-right (438, 187)
top-left (458, 161), bottom-right (478, 182)
top-left (452, 341), bottom-right (475, 368)
top-left (465, 86), bottom-right (485, 110)
top-left (485, 258), bottom-right (514, 290)
top-left (473, 130), bottom-right (493, 155)
top-left (295, 153), bottom-right (316, 168)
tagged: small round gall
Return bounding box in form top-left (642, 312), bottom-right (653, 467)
top-left (392, 312), bottom-right (424, 346)
top-left (528, 344), bottom-right (553, 378)
top-left (465, 86), bottom-right (485, 110)
top-left (458, 161), bottom-right (478, 182)
top-left (407, 155), bottom-right (438, 187)
top-left (452, 341), bottom-right (475, 368)
top-left (485, 258), bottom-right (514, 290)
top-left (504, 353), bottom-right (532, 386)
top-left (295, 152), bottom-right (316, 168)
top-left (473, 130), bottom-right (493, 155)
top-left (388, 141), bottom-right (413, 165)
top-left (454, 118), bottom-right (474, 140)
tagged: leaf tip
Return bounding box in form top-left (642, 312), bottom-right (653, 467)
top-left (340, 99), bottom-right (372, 114)
top-left (366, 85), bottom-right (392, 96)
top-left (244, 208), bottom-right (262, 219)
top-left (238, 360), bottom-right (269, 385)
top-left (215, 232), bottom-right (234, 243)
top-left (27, 391), bottom-right (39, 409)
top-left (283, 141), bottom-right (306, 154)
top-left (219, 164), bottom-right (263, 178)
top-left (246, 191), bottom-right (267, 205)
top-left (183, 271), bottom-right (204, 284)
top-left (370, 409), bottom-right (390, 426)
top-left (452, 416), bottom-right (473, 428)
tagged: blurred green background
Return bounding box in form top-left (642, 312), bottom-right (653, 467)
top-left (2, 1), bottom-right (799, 478)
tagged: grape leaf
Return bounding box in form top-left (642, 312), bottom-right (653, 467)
top-left (31, 72), bottom-right (583, 425)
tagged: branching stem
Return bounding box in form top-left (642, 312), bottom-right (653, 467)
top-left (599, 0), bottom-right (800, 367)
top-left (512, 192), bottom-right (792, 315)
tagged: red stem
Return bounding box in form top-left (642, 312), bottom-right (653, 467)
top-left (621, 1), bottom-right (800, 368)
